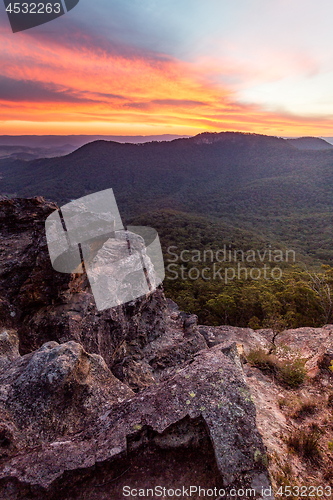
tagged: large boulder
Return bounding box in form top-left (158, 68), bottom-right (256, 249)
top-left (201, 323), bottom-right (333, 494)
top-left (0, 198), bottom-right (211, 392)
top-left (0, 197), bottom-right (167, 378)
top-left (0, 340), bottom-right (133, 451)
top-left (0, 342), bottom-right (272, 499)
top-left (0, 198), bottom-right (273, 499)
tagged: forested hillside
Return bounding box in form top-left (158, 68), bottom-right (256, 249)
top-left (2, 131), bottom-right (333, 328)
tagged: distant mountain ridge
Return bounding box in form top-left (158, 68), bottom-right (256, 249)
top-left (0, 134), bottom-right (191, 159)
top-left (286, 137), bottom-right (333, 150)
top-left (0, 134), bottom-right (191, 148)
top-left (0, 132), bottom-right (330, 158)
top-left (1, 130), bottom-right (333, 265)
top-left (0, 144), bottom-right (75, 160)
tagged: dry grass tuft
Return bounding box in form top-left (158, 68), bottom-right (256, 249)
top-left (246, 348), bottom-right (306, 388)
top-left (286, 426), bottom-right (321, 462)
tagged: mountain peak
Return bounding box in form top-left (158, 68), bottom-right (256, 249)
top-left (286, 136), bottom-right (333, 150)
top-left (190, 130), bottom-right (287, 146)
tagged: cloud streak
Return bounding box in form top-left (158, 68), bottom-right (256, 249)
top-left (0, 77), bottom-right (104, 103)
top-left (1, 0), bottom-right (333, 135)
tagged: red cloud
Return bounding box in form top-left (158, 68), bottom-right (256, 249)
top-left (0, 22), bottom-right (332, 136)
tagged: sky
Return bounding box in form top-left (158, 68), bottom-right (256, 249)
top-left (1, 0), bottom-right (333, 136)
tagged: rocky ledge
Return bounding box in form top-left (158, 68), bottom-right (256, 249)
top-left (1, 198), bottom-right (332, 499)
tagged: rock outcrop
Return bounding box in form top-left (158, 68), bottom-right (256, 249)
top-left (0, 337), bottom-right (271, 499)
top-left (199, 323), bottom-right (333, 493)
top-left (0, 197), bottom-right (277, 499)
top-left (0, 198), bottom-right (167, 380)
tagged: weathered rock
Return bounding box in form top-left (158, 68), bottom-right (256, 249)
top-left (0, 340), bottom-right (133, 449)
top-left (317, 348), bottom-right (333, 372)
top-left (0, 343), bottom-right (271, 499)
top-left (276, 325), bottom-right (333, 377)
top-left (0, 197), bottom-right (168, 380)
top-left (21, 281), bottom-right (168, 376)
top-left (242, 363), bottom-right (291, 482)
top-left (0, 197), bottom-right (274, 499)
top-left (0, 197), bottom-right (70, 321)
top-left (0, 198), bottom-right (211, 396)
top-left (138, 305), bottom-right (207, 383)
top-left (202, 323), bottom-right (333, 493)
top-left (0, 329), bottom-right (20, 370)
top-left (183, 314), bottom-right (199, 336)
top-left (199, 324), bottom-right (271, 352)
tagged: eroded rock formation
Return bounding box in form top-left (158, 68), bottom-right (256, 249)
top-left (0, 197), bottom-right (276, 499)
top-left (0, 336), bottom-right (271, 499)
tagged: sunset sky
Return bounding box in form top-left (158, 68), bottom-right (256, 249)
top-left (1, 0), bottom-right (333, 136)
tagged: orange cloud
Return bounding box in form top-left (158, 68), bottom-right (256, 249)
top-left (0, 25), bottom-right (333, 137)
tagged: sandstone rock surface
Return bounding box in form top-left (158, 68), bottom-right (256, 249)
top-left (0, 338), bottom-right (271, 499)
top-left (200, 324), bottom-right (333, 493)
top-left (0, 198), bottom-right (167, 380)
top-left (0, 197), bottom-right (276, 499)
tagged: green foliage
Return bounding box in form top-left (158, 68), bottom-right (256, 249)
top-left (246, 348), bottom-right (276, 371)
top-left (278, 359), bottom-right (306, 388)
top-left (246, 348), bottom-right (306, 388)
top-left (129, 210), bottom-right (333, 328)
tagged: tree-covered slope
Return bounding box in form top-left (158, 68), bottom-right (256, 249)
top-left (1, 131), bottom-right (333, 265)
top-left (2, 131), bottom-right (333, 327)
